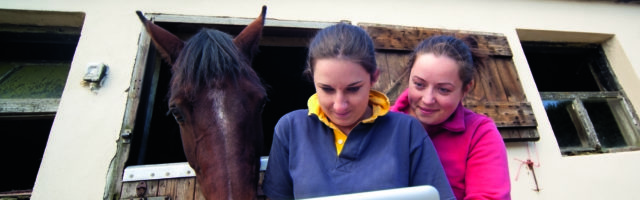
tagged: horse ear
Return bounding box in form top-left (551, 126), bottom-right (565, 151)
top-left (233, 6), bottom-right (266, 60)
top-left (136, 11), bottom-right (184, 65)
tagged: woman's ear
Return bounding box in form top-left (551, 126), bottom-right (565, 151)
top-left (463, 80), bottom-right (474, 96)
top-left (371, 69), bottom-right (380, 86)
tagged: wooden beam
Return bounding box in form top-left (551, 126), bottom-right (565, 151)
top-left (0, 10), bottom-right (84, 28)
top-left (499, 127), bottom-right (540, 142)
top-left (464, 101), bottom-right (537, 128)
top-left (359, 23), bottom-right (512, 56)
top-left (0, 98), bottom-right (59, 113)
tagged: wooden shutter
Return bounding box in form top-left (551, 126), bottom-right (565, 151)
top-left (361, 23), bottom-right (538, 142)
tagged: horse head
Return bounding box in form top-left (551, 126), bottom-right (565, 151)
top-left (136, 6), bottom-right (267, 200)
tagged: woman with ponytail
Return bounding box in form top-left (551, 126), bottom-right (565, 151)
top-left (391, 35), bottom-right (511, 200)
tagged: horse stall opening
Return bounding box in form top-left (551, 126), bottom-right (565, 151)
top-left (126, 22), bottom-right (317, 165)
top-left (120, 18), bottom-right (320, 199)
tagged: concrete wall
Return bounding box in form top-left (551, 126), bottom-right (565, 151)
top-left (1, 0), bottom-right (638, 199)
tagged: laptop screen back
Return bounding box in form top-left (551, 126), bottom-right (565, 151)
top-left (300, 185), bottom-right (439, 200)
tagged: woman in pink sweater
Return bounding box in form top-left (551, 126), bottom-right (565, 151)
top-left (390, 36), bottom-right (511, 200)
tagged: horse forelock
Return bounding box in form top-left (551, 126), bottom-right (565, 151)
top-left (169, 29), bottom-right (265, 102)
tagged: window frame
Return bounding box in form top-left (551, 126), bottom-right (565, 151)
top-left (0, 10), bottom-right (83, 198)
top-left (106, 12), bottom-right (338, 199)
top-left (521, 39), bottom-right (640, 155)
top-left (541, 89), bottom-right (640, 154)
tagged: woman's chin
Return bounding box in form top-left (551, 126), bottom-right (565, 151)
top-left (417, 115), bottom-right (440, 126)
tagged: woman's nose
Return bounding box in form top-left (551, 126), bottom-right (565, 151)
top-left (334, 93), bottom-right (348, 112)
top-left (421, 90), bottom-right (436, 104)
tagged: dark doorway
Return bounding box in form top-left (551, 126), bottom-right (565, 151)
top-left (0, 20), bottom-right (80, 194)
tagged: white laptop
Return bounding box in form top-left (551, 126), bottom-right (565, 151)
top-left (300, 185), bottom-right (439, 200)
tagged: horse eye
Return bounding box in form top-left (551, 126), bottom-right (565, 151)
top-left (168, 107), bottom-right (185, 123)
top-left (260, 98), bottom-right (268, 112)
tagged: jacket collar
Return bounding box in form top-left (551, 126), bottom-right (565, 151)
top-left (308, 90), bottom-right (390, 128)
top-left (427, 103), bottom-right (466, 134)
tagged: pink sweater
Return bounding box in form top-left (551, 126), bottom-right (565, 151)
top-left (391, 89), bottom-right (511, 200)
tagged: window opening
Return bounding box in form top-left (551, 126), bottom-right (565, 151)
top-left (522, 41), bottom-right (640, 155)
top-left (0, 62), bottom-right (70, 99)
top-left (0, 11), bottom-right (82, 197)
top-left (0, 117), bottom-right (53, 195)
top-left (126, 21), bottom-right (317, 166)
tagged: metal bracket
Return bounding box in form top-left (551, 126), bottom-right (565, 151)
top-left (121, 129), bottom-right (132, 144)
top-left (136, 181), bottom-right (147, 197)
top-left (130, 197), bottom-right (170, 200)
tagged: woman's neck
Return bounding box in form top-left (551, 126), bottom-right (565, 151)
top-left (337, 105), bottom-right (373, 136)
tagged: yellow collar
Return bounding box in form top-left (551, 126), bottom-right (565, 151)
top-left (308, 90), bottom-right (389, 155)
top-left (307, 90), bottom-right (390, 129)
top-left (307, 90), bottom-right (391, 156)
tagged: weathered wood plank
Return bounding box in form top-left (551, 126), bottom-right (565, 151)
top-left (373, 53), bottom-right (392, 94)
top-left (495, 57), bottom-right (526, 102)
top-left (107, 26), bottom-right (154, 200)
top-left (499, 127), bottom-right (540, 142)
top-left (0, 98), bottom-right (59, 113)
top-left (120, 180), bottom-right (161, 200)
top-left (359, 23), bottom-right (512, 56)
top-left (483, 57), bottom-right (509, 102)
top-left (156, 178), bottom-right (196, 200)
top-left (120, 181), bottom-right (139, 199)
top-left (464, 102), bottom-right (537, 127)
top-left (0, 190), bottom-right (31, 199)
top-left (129, 197), bottom-right (169, 200)
top-left (121, 168), bottom-right (269, 199)
top-left (156, 179), bottom-right (176, 198)
top-left (373, 51), bottom-right (411, 103)
top-left (380, 51), bottom-right (411, 80)
top-left (467, 56), bottom-right (511, 103)
top-left (146, 180), bottom-right (160, 197)
top-left (475, 64), bottom-right (495, 102)
top-left (465, 72), bottom-right (488, 104)
top-left (385, 70), bottom-right (411, 105)
top-left (176, 178), bottom-right (196, 200)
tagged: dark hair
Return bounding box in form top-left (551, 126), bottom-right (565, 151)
top-left (407, 35), bottom-right (486, 88)
top-left (304, 23), bottom-right (377, 81)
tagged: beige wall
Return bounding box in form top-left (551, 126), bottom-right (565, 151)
top-left (1, 0), bottom-right (639, 199)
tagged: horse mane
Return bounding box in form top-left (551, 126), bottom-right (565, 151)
top-left (170, 29), bottom-right (265, 102)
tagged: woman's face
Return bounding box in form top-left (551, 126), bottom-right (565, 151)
top-left (408, 53), bottom-right (471, 126)
top-left (313, 58), bottom-right (376, 133)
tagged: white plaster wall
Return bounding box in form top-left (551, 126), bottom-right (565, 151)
top-left (0, 0), bottom-right (638, 199)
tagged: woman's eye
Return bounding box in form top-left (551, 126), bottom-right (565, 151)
top-left (439, 87), bottom-right (452, 94)
top-left (346, 87), bottom-right (360, 93)
top-left (321, 87), bottom-right (335, 93)
top-left (413, 82), bottom-right (425, 89)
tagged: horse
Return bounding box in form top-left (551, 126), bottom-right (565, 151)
top-left (136, 6), bottom-right (267, 200)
